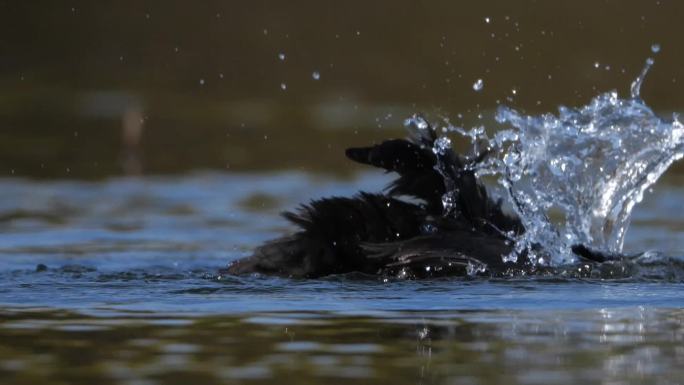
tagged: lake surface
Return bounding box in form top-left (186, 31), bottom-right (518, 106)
top-left (0, 172), bottom-right (683, 385)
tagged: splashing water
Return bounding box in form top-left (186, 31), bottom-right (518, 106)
top-left (428, 57), bottom-right (684, 266)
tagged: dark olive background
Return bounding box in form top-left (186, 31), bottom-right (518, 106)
top-left (1, 0), bottom-right (682, 178)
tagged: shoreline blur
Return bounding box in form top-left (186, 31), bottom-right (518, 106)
top-left (2, 1), bottom-right (684, 178)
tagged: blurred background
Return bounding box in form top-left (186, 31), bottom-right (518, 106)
top-left (1, 0), bottom-right (683, 179)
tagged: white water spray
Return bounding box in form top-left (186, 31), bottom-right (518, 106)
top-left (428, 55), bottom-right (684, 266)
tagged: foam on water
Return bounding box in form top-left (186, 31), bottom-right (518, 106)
top-left (432, 56), bottom-right (684, 266)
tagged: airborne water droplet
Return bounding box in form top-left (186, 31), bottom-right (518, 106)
top-left (312, 71), bottom-right (320, 80)
top-left (278, 53), bottom-right (285, 61)
top-left (473, 79), bottom-right (484, 91)
top-left (651, 43), bottom-right (661, 53)
top-left (404, 114), bottom-right (429, 130)
top-left (280, 83), bottom-right (287, 90)
top-left (630, 57), bottom-right (654, 98)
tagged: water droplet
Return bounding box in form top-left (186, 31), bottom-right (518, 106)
top-left (278, 53), bottom-right (285, 61)
top-left (594, 62), bottom-right (600, 69)
top-left (472, 78), bottom-right (484, 91)
top-left (630, 57), bottom-right (655, 98)
top-left (511, 88), bottom-right (517, 95)
top-left (404, 114), bottom-right (429, 130)
top-left (199, 79), bottom-right (205, 85)
top-left (440, 191), bottom-right (456, 214)
top-left (432, 136), bottom-right (452, 155)
top-left (280, 83), bottom-right (287, 90)
top-left (312, 71), bottom-right (320, 80)
top-left (484, 17), bottom-right (491, 24)
top-left (651, 43), bottom-right (661, 53)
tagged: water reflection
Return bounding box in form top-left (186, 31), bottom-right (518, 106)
top-left (1, 308), bottom-right (683, 385)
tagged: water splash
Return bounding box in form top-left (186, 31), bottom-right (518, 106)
top-left (428, 57), bottom-right (684, 265)
top-left (630, 57), bottom-right (654, 98)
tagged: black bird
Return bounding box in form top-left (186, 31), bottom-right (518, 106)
top-left (226, 120), bottom-right (612, 278)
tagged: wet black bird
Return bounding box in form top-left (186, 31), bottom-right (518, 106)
top-left (226, 121), bottom-right (611, 278)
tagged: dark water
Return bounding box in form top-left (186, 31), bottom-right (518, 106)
top-left (1, 173), bottom-right (684, 384)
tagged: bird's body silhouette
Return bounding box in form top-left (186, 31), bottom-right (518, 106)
top-left (227, 122), bottom-right (612, 278)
